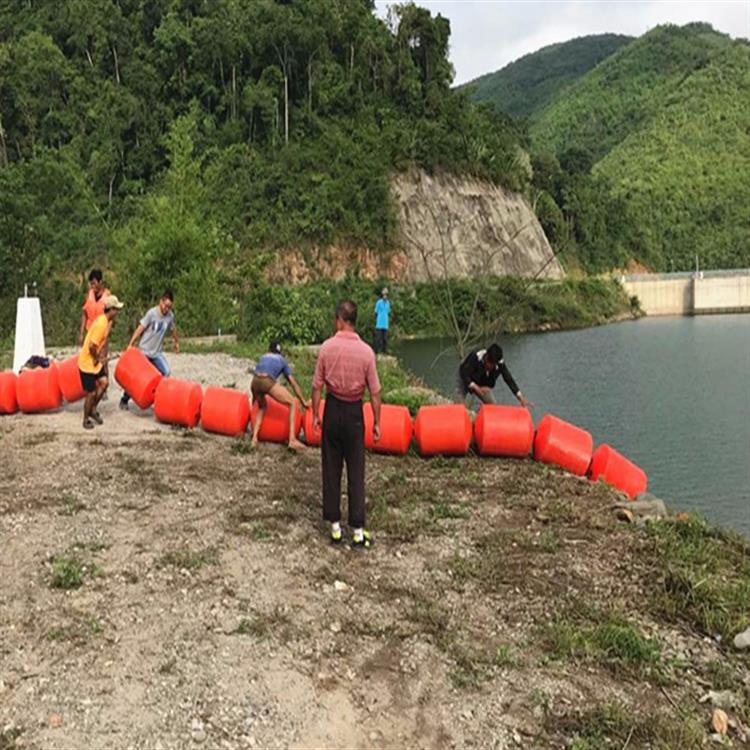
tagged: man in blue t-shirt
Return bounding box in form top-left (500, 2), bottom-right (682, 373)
top-left (251, 341), bottom-right (309, 450)
top-left (373, 287), bottom-right (391, 354)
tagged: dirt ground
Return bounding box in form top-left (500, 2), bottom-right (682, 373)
top-left (1, 354), bottom-right (748, 749)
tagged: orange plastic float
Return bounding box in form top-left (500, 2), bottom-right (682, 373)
top-left (589, 444), bottom-right (648, 499)
top-left (533, 414), bottom-right (593, 476)
top-left (114, 348), bottom-right (163, 409)
top-left (200, 386), bottom-right (250, 437)
top-left (16, 364), bottom-right (62, 413)
top-left (414, 404), bottom-right (472, 457)
top-left (251, 396), bottom-right (303, 443)
top-left (154, 378), bottom-right (203, 428)
top-left (364, 402), bottom-right (413, 455)
top-left (303, 400), bottom-right (325, 446)
top-left (57, 355), bottom-right (87, 403)
top-left (474, 404), bottom-right (534, 457)
top-left (0, 371), bottom-right (18, 414)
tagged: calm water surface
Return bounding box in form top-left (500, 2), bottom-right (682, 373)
top-left (394, 315), bottom-right (750, 536)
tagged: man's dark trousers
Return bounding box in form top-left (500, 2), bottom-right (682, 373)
top-left (322, 395), bottom-right (366, 528)
top-left (374, 328), bottom-right (388, 354)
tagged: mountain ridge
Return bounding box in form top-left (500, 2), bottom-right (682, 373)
top-left (464, 33), bottom-right (633, 118)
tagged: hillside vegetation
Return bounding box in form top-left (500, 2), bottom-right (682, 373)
top-left (528, 24), bottom-right (750, 272)
top-left (0, 0), bottom-right (530, 341)
top-left (464, 33), bottom-right (632, 119)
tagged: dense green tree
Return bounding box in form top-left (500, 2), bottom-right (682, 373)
top-left (0, 0), bottom-right (533, 343)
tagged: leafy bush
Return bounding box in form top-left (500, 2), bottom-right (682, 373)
top-left (236, 275), bottom-right (629, 347)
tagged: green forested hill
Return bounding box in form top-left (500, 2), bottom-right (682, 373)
top-left (465, 33), bottom-right (633, 118)
top-left (0, 0), bottom-right (529, 340)
top-left (593, 43), bottom-right (750, 270)
top-left (527, 24), bottom-right (750, 272)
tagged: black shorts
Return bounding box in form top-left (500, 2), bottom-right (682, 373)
top-left (79, 368), bottom-right (105, 393)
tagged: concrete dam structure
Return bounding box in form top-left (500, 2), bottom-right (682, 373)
top-left (620, 270), bottom-right (750, 316)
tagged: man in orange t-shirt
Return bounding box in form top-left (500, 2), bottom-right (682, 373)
top-left (78, 269), bottom-right (111, 346)
top-left (78, 295), bottom-right (123, 429)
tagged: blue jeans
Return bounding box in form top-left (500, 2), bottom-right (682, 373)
top-left (120, 353), bottom-right (170, 405)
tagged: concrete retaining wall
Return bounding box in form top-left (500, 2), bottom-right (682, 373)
top-left (620, 271), bottom-right (750, 316)
top-left (621, 278), bottom-right (693, 316)
top-left (694, 275), bottom-right (750, 314)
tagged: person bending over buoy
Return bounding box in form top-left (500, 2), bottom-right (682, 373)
top-left (78, 295), bottom-right (123, 429)
top-left (312, 300), bottom-right (381, 549)
top-left (250, 341), bottom-right (309, 451)
top-left (120, 289), bottom-right (180, 411)
top-left (457, 343), bottom-right (533, 409)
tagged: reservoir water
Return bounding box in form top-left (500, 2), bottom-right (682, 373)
top-left (394, 315), bottom-right (750, 537)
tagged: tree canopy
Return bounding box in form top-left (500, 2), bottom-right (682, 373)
top-left (0, 0), bottom-right (530, 340)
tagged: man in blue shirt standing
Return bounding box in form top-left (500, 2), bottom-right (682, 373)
top-left (374, 287), bottom-right (391, 354)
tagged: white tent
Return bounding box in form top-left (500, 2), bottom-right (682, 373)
top-left (13, 292), bottom-right (46, 373)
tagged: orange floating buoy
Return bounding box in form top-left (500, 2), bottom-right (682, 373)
top-left (414, 404), bottom-right (472, 456)
top-left (200, 386), bottom-right (250, 437)
top-left (114, 348), bottom-right (163, 410)
top-left (533, 414), bottom-right (593, 476)
top-left (16, 364), bottom-right (62, 413)
top-left (251, 396), bottom-right (303, 443)
top-left (589, 444), bottom-right (648, 499)
top-left (363, 402), bottom-right (413, 455)
top-left (474, 404), bottom-right (534, 457)
top-left (0, 371), bottom-right (18, 414)
top-left (154, 378), bottom-right (203, 428)
top-left (303, 400), bottom-right (325, 446)
top-left (57, 355), bottom-right (87, 403)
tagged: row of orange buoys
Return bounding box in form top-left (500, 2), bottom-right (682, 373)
top-left (412, 403), bottom-right (647, 498)
top-left (0, 351), bottom-right (648, 499)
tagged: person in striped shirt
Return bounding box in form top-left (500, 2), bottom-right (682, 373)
top-left (312, 300), bottom-right (381, 549)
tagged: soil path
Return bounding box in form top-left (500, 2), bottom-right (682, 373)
top-left (1, 355), bottom-right (745, 749)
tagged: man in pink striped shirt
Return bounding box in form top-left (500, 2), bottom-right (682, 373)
top-left (312, 300), bottom-right (381, 549)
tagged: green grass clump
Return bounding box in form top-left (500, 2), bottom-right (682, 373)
top-left (563, 701), bottom-right (703, 750)
top-left (58, 494), bottom-right (86, 516)
top-left (235, 607), bottom-right (292, 640)
top-left (230, 438), bottom-right (253, 455)
top-left (541, 607), bottom-right (663, 679)
top-left (645, 515), bottom-right (750, 640)
top-left (429, 501), bottom-right (470, 520)
top-left (251, 524), bottom-right (272, 541)
top-left (49, 555), bottom-right (85, 589)
top-left (157, 547), bottom-right (218, 570)
top-left (236, 617), bottom-right (269, 638)
top-left (493, 644), bottom-right (520, 668)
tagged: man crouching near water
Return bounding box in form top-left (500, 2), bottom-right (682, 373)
top-left (312, 300), bottom-right (381, 549)
top-left (77, 295), bottom-right (124, 429)
top-left (457, 343), bottom-right (532, 409)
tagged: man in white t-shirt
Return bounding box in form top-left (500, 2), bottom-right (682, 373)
top-left (119, 289), bottom-right (180, 410)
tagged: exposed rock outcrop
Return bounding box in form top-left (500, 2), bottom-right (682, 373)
top-left (393, 170), bottom-right (564, 282)
top-left (267, 169), bottom-right (564, 284)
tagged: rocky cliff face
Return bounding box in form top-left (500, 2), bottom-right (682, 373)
top-left (394, 170), bottom-right (563, 281)
top-left (268, 169), bottom-right (563, 283)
